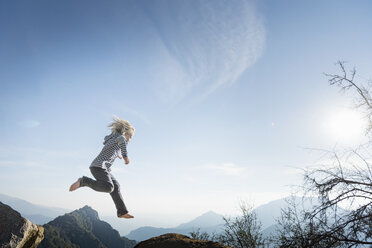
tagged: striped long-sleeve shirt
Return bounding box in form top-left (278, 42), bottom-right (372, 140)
top-left (90, 132), bottom-right (128, 171)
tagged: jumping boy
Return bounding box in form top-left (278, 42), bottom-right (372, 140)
top-left (69, 116), bottom-right (135, 219)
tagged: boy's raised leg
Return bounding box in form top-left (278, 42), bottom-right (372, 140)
top-left (69, 178), bottom-right (82, 191)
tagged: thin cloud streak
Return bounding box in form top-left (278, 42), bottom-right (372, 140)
top-left (142, 0), bottom-right (265, 102)
top-left (0, 160), bottom-right (47, 169)
top-left (17, 120), bottom-right (40, 128)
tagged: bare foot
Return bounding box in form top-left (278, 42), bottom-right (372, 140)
top-left (118, 213), bottom-right (134, 219)
top-left (69, 178), bottom-right (82, 192)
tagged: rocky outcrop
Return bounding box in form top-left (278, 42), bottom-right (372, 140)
top-left (0, 202), bottom-right (44, 248)
top-left (134, 233), bottom-right (230, 248)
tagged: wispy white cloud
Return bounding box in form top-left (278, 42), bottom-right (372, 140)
top-left (142, 0), bottom-right (265, 102)
top-left (204, 162), bottom-right (246, 176)
top-left (117, 106), bottom-right (151, 125)
top-left (0, 160), bottom-right (47, 168)
top-left (0, 146), bottom-right (88, 161)
top-left (17, 120), bottom-right (40, 128)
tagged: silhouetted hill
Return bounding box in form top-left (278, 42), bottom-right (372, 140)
top-left (39, 205), bottom-right (136, 248)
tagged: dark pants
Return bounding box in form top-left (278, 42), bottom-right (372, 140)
top-left (81, 167), bottom-right (128, 217)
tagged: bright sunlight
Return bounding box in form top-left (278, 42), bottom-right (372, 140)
top-left (325, 108), bottom-right (366, 144)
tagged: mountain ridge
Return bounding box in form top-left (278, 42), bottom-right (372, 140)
top-left (39, 205), bottom-right (136, 248)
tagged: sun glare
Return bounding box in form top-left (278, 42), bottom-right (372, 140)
top-left (325, 108), bottom-right (366, 144)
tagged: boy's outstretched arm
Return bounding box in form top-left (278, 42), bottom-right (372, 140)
top-left (117, 135), bottom-right (130, 165)
top-left (117, 155), bottom-right (129, 164)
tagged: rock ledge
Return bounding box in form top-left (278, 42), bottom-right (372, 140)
top-left (0, 202), bottom-right (44, 248)
top-left (134, 233), bottom-right (230, 248)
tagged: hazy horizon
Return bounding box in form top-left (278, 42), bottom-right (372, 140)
top-left (0, 191), bottom-right (302, 234)
top-left (1, 0), bottom-right (372, 227)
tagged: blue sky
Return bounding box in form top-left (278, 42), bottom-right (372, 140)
top-left (1, 0), bottom-right (372, 229)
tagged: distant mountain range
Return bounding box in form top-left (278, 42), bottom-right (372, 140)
top-left (0, 193), bottom-right (70, 225)
top-left (126, 211), bottom-right (225, 241)
top-left (126, 197), bottom-right (319, 241)
top-left (255, 196), bottom-right (322, 237)
top-left (0, 193), bottom-right (319, 242)
top-left (39, 205), bottom-right (136, 248)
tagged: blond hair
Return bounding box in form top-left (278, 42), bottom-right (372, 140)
top-left (108, 116), bottom-right (135, 137)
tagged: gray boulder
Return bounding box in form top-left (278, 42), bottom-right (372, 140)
top-left (0, 202), bottom-right (44, 248)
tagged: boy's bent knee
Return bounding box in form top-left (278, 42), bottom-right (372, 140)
top-left (109, 184), bottom-right (115, 193)
top-left (103, 183), bottom-right (114, 193)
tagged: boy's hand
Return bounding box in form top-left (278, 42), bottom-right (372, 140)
top-left (117, 155), bottom-right (123, 159)
top-left (124, 157), bottom-right (130, 165)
